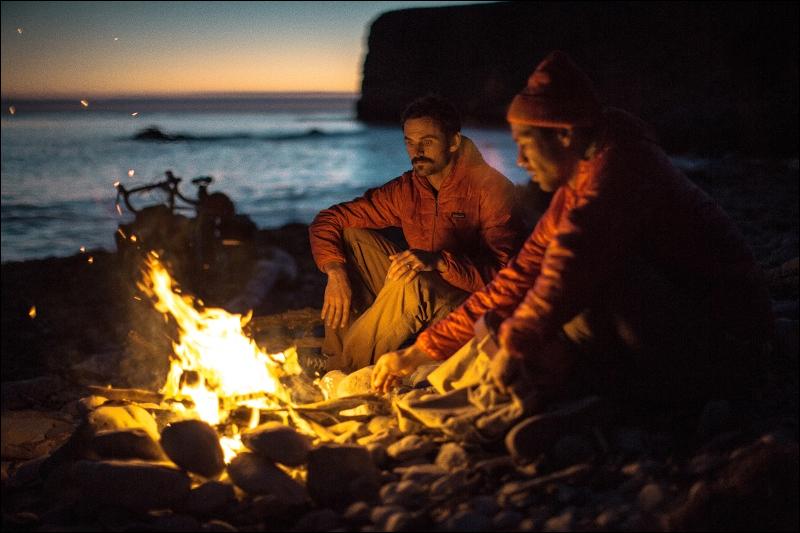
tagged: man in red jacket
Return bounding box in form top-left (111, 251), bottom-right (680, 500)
top-left (372, 52), bottom-right (773, 413)
top-left (310, 95), bottom-right (521, 372)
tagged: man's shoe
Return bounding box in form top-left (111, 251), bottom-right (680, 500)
top-left (505, 395), bottom-right (613, 464)
top-left (297, 347), bottom-right (328, 378)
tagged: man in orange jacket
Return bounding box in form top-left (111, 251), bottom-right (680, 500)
top-left (372, 52), bottom-right (773, 412)
top-left (309, 95), bottom-right (521, 372)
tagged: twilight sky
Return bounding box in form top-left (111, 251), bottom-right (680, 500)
top-left (1, 1), bottom-right (492, 98)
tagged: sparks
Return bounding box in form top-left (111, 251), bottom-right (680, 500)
top-left (28, 306), bottom-right (36, 319)
top-left (130, 234), bottom-right (138, 243)
top-left (8, 106), bottom-right (16, 115)
top-left (117, 228), bottom-right (127, 239)
top-left (87, 256), bottom-right (94, 264)
top-left (80, 246), bottom-right (86, 253)
top-left (131, 112), bottom-right (139, 117)
top-left (116, 203), bottom-right (123, 216)
top-left (113, 37), bottom-right (119, 41)
top-left (128, 169), bottom-right (135, 177)
top-left (17, 28), bottom-right (23, 34)
top-left (80, 100), bottom-right (89, 108)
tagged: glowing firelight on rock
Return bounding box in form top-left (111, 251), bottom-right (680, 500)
top-left (137, 252), bottom-right (305, 460)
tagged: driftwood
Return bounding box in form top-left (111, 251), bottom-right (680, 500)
top-left (85, 385), bottom-right (164, 404)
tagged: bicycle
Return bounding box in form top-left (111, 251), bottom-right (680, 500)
top-left (114, 170), bottom-right (257, 305)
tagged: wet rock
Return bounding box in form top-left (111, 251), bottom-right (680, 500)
top-left (543, 508), bottom-right (574, 531)
top-left (72, 459), bottom-right (191, 510)
top-left (343, 501), bottom-right (372, 525)
top-left (91, 428), bottom-right (167, 461)
top-left (149, 511), bottom-right (201, 531)
top-left (396, 463), bottom-right (447, 484)
top-left (227, 452), bottom-right (307, 504)
top-left (181, 480), bottom-right (236, 516)
top-left (241, 422), bottom-right (312, 466)
top-left (470, 495), bottom-right (499, 516)
top-left (336, 366), bottom-right (374, 397)
top-left (160, 419), bottom-right (225, 478)
top-left (371, 505), bottom-right (406, 528)
top-left (385, 511), bottom-right (428, 531)
top-left (430, 470), bottom-right (470, 498)
top-left (295, 508), bottom-right (340, 531)
top-left (435, 442), bottom-right (469, 472)
top-left (366, 442), bottom-right (387, 468)
top-left (386, 435), bottom-right (436, 462)
top-left (638, 483), bottom-right (665, 512)
top-left (306, 444), bottom-right (381, 507)
top-left (202, 519), bottom-right (239, 531)
top-left (1, 410), bottom-right (75, 460)
top-left (88, 404), bottom-right (159, 441)
top-left (446, 509), bottom-right (492, 531)
top-left (381, 479), bottom-right (426, 507)
top-left (493, 509), bottom-right (523, 530)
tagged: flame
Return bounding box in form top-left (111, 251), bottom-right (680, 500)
top-left (137, 253), bottom-right (305, 460)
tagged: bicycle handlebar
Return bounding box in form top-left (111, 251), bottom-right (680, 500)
top-left (115, 170), bottom-right (213, 214)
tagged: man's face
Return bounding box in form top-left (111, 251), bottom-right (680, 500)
top-left (511, 123), bottom-right (571, 192)
top-left (403, 117), bottom-right (457, 177)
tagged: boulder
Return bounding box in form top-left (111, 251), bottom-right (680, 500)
top-left (386, 435), bottom-right (436, 462)
top-left (227, 452), bottom-right (307, 505)
top-left (160, 419), bottom-right (225, 478)
top-left (306, 444), bottom-right (381, 507)
top-left (72, 459), bottom-right (191, 510)
top-left (91, 428), bottom-right (166, 461)
top-left (241, 422), bottom-right (312, 466)
top-left (87, 404), bottom-right (159, 441)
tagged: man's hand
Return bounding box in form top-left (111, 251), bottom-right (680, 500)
top-left (371, 345), bottom-right (432, 393)
top-left (387, 249), bottom-right (446, 282)
top-left (321, 262), bottom-right (351, 329)
top-left (489, 347), bottom-right (532, 397)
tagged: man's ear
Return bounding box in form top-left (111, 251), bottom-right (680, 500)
top-left (449, 132), bottom-right (462, 153)
top-left (556, 128), bottom-right (573, 148)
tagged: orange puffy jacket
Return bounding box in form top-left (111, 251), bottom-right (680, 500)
top-left (309, 137), bottom-right (521, 293)
top-left (418, 109), bottom-right (774, 360)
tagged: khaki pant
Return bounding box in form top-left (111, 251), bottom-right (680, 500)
top-left (323, 228), bottom-right (469, 372)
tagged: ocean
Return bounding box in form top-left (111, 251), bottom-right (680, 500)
top-left (1, 96), bottom-right (530, 263)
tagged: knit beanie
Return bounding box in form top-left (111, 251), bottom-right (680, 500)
top-left (507, 51), bottom-right (602, 128)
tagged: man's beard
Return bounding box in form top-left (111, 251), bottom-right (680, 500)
top-left (412, 154), bottom-right (450, 177)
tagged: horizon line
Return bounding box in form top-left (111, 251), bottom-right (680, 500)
top-left (1, 91), bottom-right (359, 102)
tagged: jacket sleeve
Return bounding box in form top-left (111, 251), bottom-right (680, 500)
top-left (309, 178), bottom-right (404, 271)
top-left (498, 156), bottom-right (643, 360)
top-left (416, 191), bottom-right (566, 360)
top-left (439, 178), bottom-right (522, 292)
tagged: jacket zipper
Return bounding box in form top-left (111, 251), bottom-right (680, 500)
top-left (432, 195), bottom-right (438, 250)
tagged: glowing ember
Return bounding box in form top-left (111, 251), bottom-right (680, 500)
top-left (17, 28), bottom-right (23, 34)
top-left (130, 234), bottom-right (138, 243)
top-left (80, 246), bottom-right (86, 253)
top-left (137, 253), bottom-right (306, 460)
top-left (128, 169), bottom-right (135, 177)
top-left (80, 100), bottom-right (89, 108)
top-left (28, 306), bottom-right (37, 319)
top-left (87, 256), bottom-right (94, 264)
top-left (131, 112), bottom-right (139, 117)
top-left (114, 37), bottom-right (119, 41)
top-left (8, 106), bottom-right (16, 115)
top-left (116, 203), bottom-right (123, 216)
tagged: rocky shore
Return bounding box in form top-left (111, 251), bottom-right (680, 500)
top-left (2, 157), bottom-right (798, 531)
